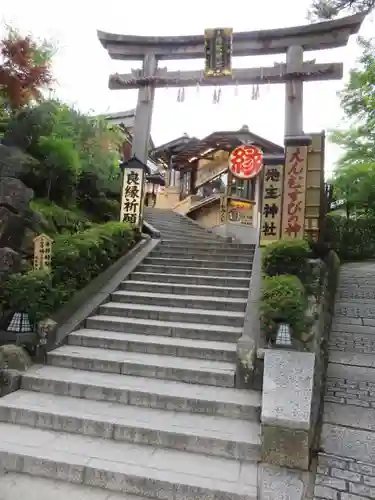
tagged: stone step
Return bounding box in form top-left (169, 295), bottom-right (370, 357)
top-left (0, 391), bottom-right (261, 461)
top-left (47, 345), bottom-right (236, 387)
top-left (0, 473), bottom-right (149, 500)
top-left (120, 280), bottom-right (249, 299)
top-left (157, 230), bottom-right (223, 239)
top-left (136, 264), bottom-right (251, 278)
top-left (86, 315), bottom-right (242, 342)
top-left (129, 271), bottom-right (250, 287)
top-left (22, 365), bottom-right (261, 421)
top-left (152, 249), bottom-right (255, 260)
top-left (98, 302), bottom-right (245, 328)
top-left (112, 290), bottom-right (247, 312)
top-left (160, 235), bottom-right (224, 243)
top-left (0, 423), bottom-right (258, 499)
top-left (160, 240), bottom-right (255, 250)
top-left (144, 257), bottom-right (252, 270)
top-left (146, 223), bottom-right (219, 234)
top-left (68, 329), bottom-right (237, 362)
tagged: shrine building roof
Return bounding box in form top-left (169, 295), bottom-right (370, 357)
top-left (156, 127), bottom-right (284, 170)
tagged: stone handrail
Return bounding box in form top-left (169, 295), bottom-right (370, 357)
top-left (236, 240), bottom-right (262, 389)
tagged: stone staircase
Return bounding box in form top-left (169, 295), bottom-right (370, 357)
top-left (0, 208), bottom-right (261, 499)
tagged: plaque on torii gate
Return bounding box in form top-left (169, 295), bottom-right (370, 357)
top-left (97, 13), bottom-right (365, 164)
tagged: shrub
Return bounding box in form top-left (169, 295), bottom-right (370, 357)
top-left (0, 222), bottom-right (137, 325)
top-left (0, 269), bottom-right (57, 324)
top-left (263, 239), bottom-right (312, 277)
top-left (323, 216), bottom-right (375, 261)
top-left (260, 274), bottom-right (307, 342)
top-left (30, 199), bottom-right (92, 234)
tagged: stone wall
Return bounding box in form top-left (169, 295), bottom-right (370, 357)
top-left (0, 147), bottom-right (34, 330)
top-left (260, 250), bottom-right (340, 471)
top-left (308, 251), bottom-right (340, 452)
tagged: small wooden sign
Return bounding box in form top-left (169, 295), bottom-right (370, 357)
top-left (33, 234), bottom-right (54, 271)
top-left (204, 28), bottom-right (233, 78)
top-left (228, 198), bottom-right (254, 226)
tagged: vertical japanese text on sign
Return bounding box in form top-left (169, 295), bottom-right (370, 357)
top-left (281, 146), bottom-right (308, 240)
top-left (260, 165), bottom-right (284, 246)
top-left (204, 28), bottom-right (233, 78)
top-left (220, 195), bottom-right (227, 224)
top-left (33, 234), bottom-right (54, 271)
top-left (120, 168), bottom-right (144, 228)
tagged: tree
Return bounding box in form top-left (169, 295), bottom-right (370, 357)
top-left (0, 27), bottom-right (54, 111)
top-left (308, 0), bottom-right (373, 19)
top-left (330, 38), bottom-right (375, 216)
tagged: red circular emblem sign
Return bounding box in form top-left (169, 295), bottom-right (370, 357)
top-left (228, 145), bottom-right (263, 180)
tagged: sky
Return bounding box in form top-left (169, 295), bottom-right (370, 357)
top-left (1, 0), bottom-right (374, 176)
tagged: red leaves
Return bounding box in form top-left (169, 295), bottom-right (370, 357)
top-left (0, 31), bottom-right (53, 109)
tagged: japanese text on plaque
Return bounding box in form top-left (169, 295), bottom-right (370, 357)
top-left (281, 146), bottom-right (308, 239)
top-left (260, 165), bottom-right (283, 245)
top-left (33, 234), bottom-right (53, 271)
top-left (121, 168), bottom-right (143, 227)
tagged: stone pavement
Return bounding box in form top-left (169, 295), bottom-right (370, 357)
top-left (314, 262), bottom-right (375, 500)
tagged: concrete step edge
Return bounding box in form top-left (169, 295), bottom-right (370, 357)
top-left (21, 365), bottom-right (261, 420)
top-left (86, 314), bottom-right (243, 333)
top-left (112, 290), bottom-right (247, 304)
top-left (68, 329), bottom-right (237, 361)
top-left (0, 423), bottom-right (258, 500)
top-left (47, 345), bottom-right (236, 387)
top-left (0, 391), bottom-right (261, 461)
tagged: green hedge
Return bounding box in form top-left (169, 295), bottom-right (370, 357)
top-left (260, 274), bottom-right (307, 343)
top-left (323, 216), bottom-right (375, 261)
top-left (0, 222), bottom-right (137, 324)
top-left (262, 239), bottom-right (312, 287)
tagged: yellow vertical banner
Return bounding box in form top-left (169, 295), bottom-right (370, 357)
top-left (260, 165), bottom-right (284, 246)
top-left (305, 132), bottom-right (325, 242)
top-left (281, 145), bottom-right (308, 240)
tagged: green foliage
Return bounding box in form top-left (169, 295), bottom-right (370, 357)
top-left (262, 240), bottom-right (312, 285)
top-left (0, 222), bottom-right (137, 323)
top-left (308, 0), bottom-right (373, 20)
top-left (3, 99), bottom-right (122, 219)
top-left (51, 222), bottom-right (135, 294)
top-left (260, 275), bottom-right (307, 342)
top-left (30, 199), bottom-right (92, 234)
top-left (36, 135), bottom-right (80, 202)
top-left (0, 269), bottom-right (56, 324)
top-left (329, 38), bottom-right (375, 218)
top-left (324, 215), bottom-right (375, 260)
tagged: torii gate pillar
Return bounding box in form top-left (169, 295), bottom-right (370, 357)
top-left (285, 45), bottom-right (304, 137)
top-left (131, 54), bottom-right (157, 163)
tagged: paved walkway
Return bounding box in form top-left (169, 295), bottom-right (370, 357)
top-left (314, 262), bottom-right (375, 500)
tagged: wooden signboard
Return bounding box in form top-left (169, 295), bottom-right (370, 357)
top-left (260, 165), bottom-right (284, 246)
top-left (120, 161), bottom-right (145, 229)
top-left (33, 234), bottom-right (54, 271)
top-left (281, 146), bottom-right (308, 240)
top-left (228, 198), bottom-right (254, 226)
top-left (204, 28), bottom-right (233, 77)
